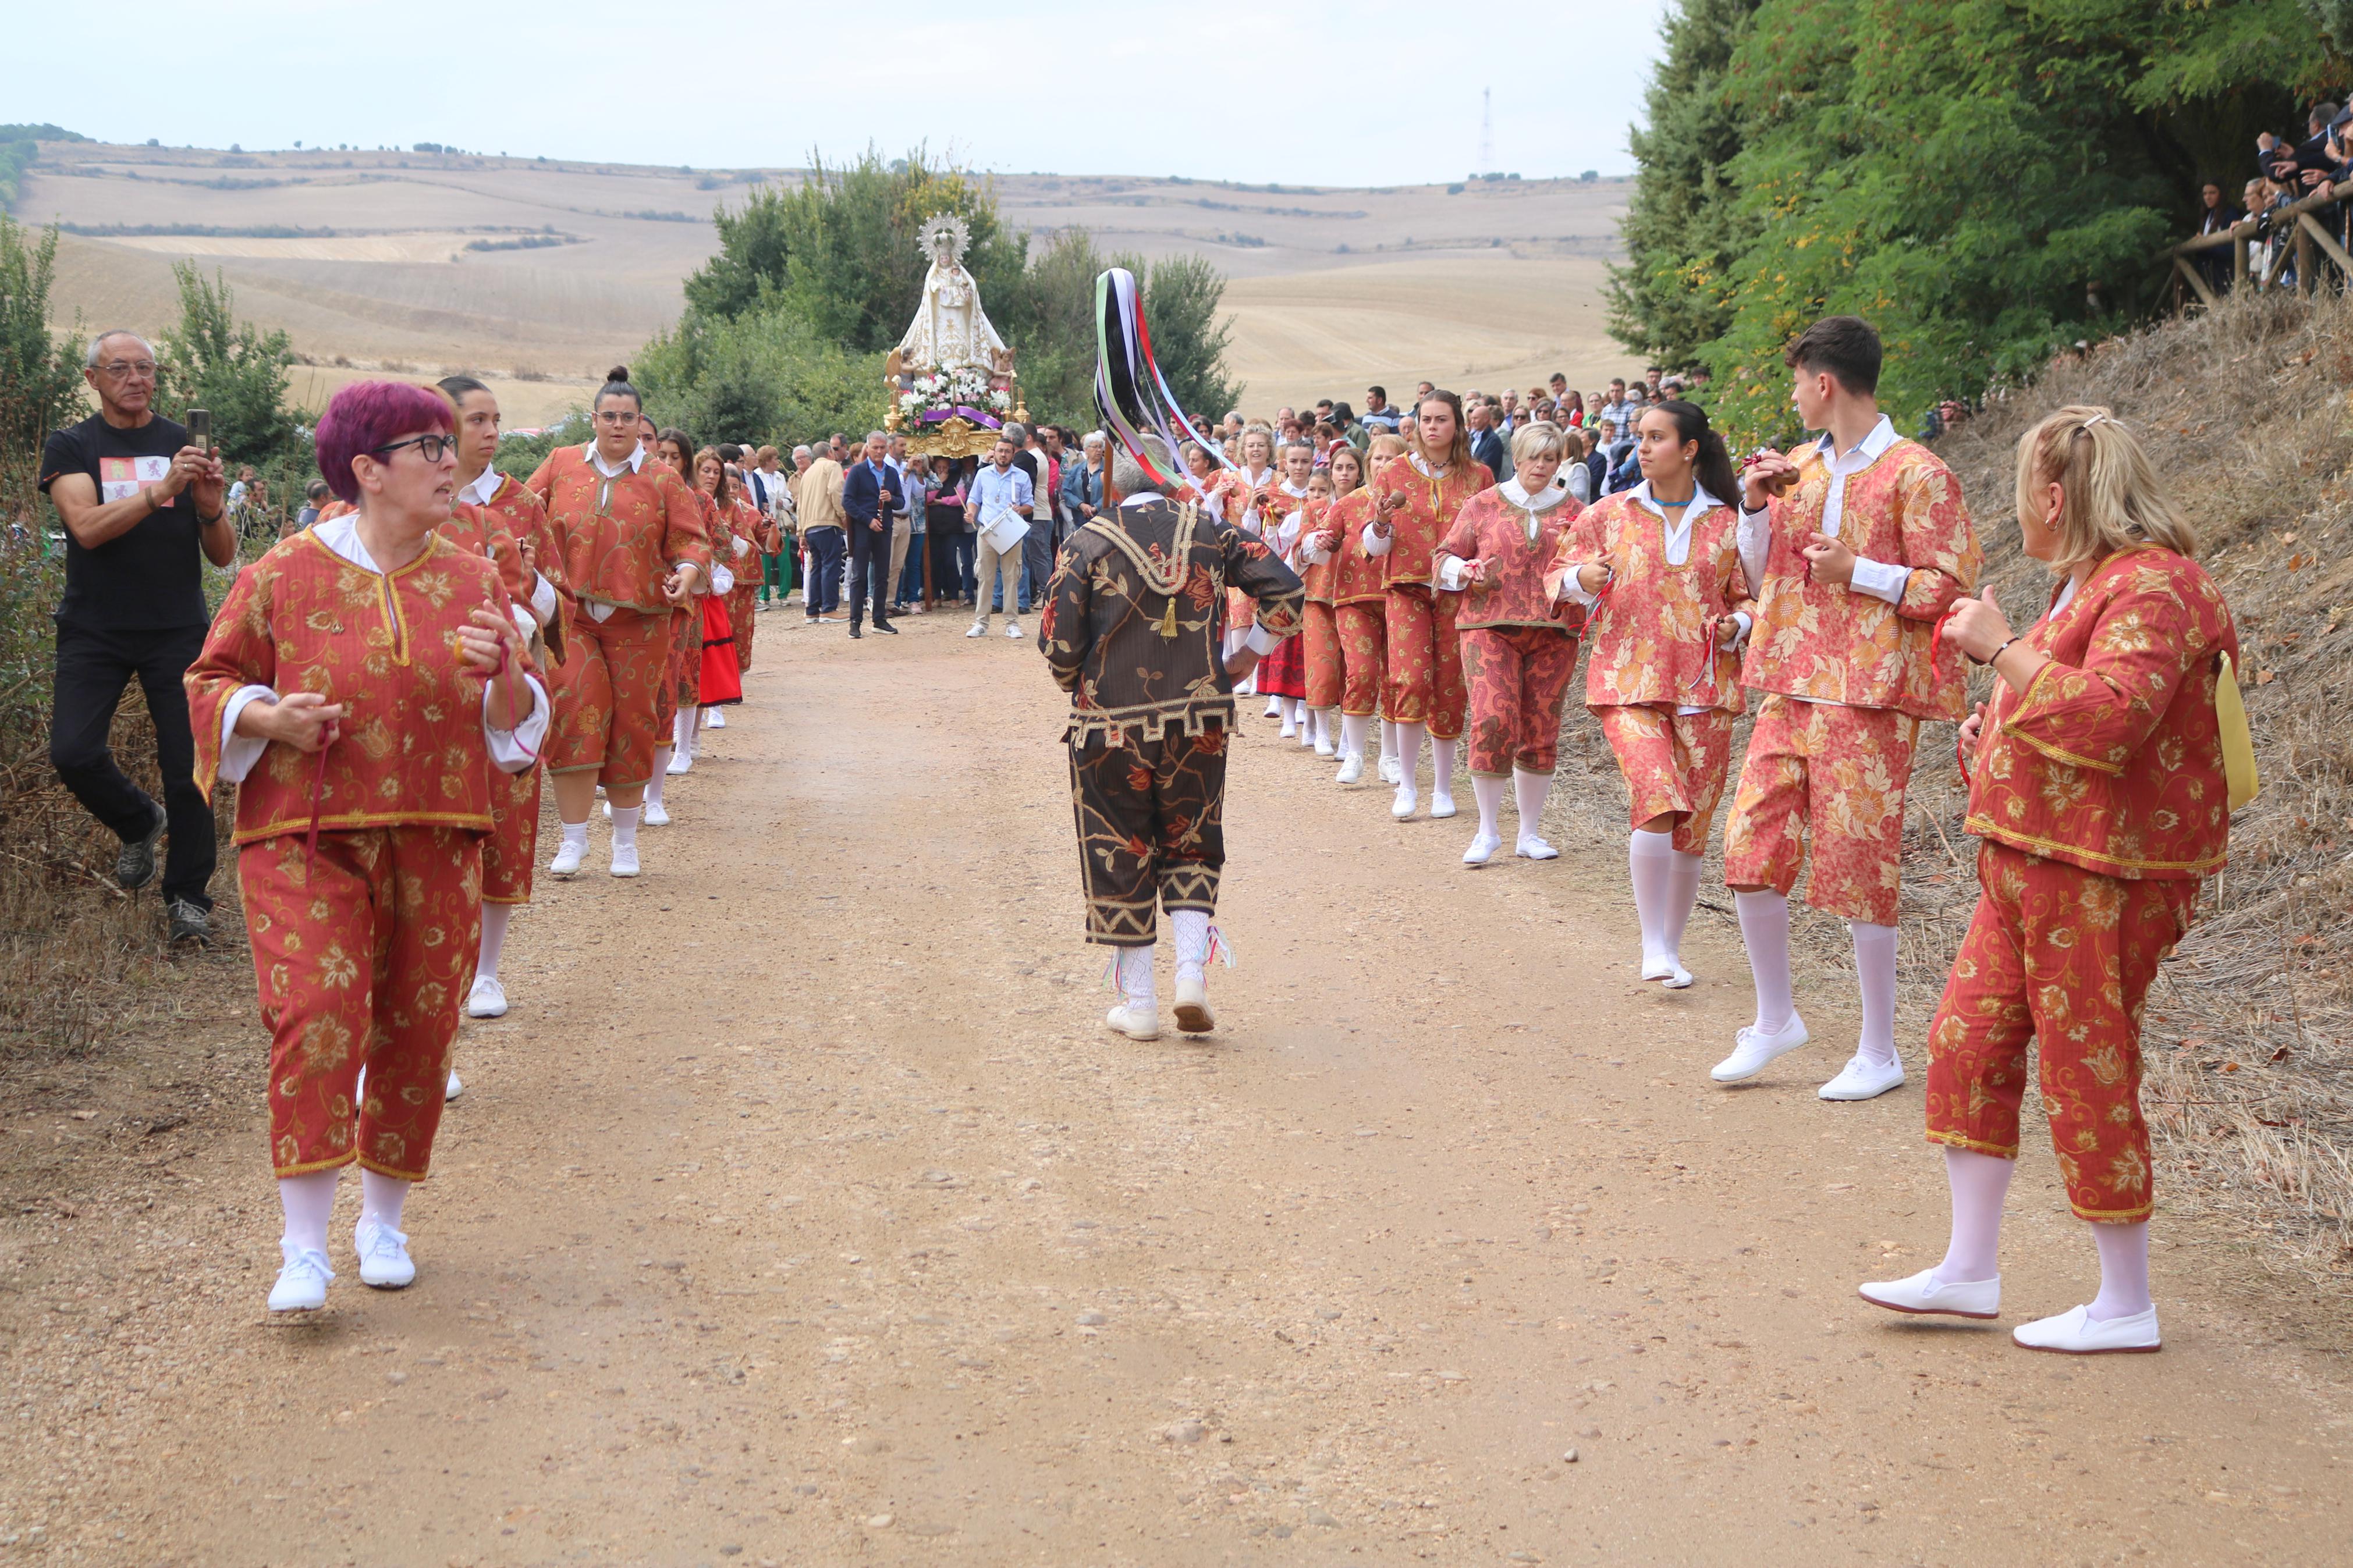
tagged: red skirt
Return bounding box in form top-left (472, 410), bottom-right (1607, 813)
top-left (1257, 628), bottom-right (1306, 698)
top-left (697, 595), bottom-right (743, 706)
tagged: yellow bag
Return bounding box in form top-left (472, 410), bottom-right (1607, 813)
top-left (2215, 650), bottom-right (2260, 812)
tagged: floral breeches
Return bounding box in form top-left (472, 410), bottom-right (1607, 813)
top-left (1069, 724), bottom-right (1228, 947)
top-left (1595, 704), bottom-right (1736, 855)
top-left (1461, 625), bottom-right (1580, 777)
top-left (1302, 602), bottom-right (1344, 710)
top-left (550, 606), bottom-right (673, 790)
top-left (483, 763), bottom-right (541, 905)
top-left (727, 581), bottom-right (759, 673)
top-left (1336, 602), bottom-right (1386, 717)
top-left (240, 827), bottom-right (481, 1181)
top-left (1722, 694), bottom-right (1919, 926)
top-left (1925, 841), bottom-right (2196, 1222)
top-left (1382, 586), bottom-right (1466, 739)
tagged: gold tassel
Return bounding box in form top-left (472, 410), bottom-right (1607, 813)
top-left (1157, 596), bottom-right (1179, 639)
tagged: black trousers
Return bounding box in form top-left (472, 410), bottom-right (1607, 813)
top-left (847, 518), bottom-right (894, 629)
top-left (49, 620), bottom-right (217, 909)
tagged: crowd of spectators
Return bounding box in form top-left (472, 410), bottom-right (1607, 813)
top-left (2183, 100), bottom-right (2353, 293)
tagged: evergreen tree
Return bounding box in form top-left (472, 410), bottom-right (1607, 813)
top-left (159, 263), bottom-right (304, 466)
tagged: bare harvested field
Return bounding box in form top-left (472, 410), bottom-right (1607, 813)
top-left (24, 142), bottom-right (1638, 424)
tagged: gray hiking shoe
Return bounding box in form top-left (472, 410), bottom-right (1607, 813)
top-left (116, 802), bottom-right (166, 891)
top-left (166, 898), bottom-right (211, 945)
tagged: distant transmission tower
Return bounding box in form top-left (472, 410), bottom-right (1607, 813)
top-left (1477, 87), bottom-right (1495, 176)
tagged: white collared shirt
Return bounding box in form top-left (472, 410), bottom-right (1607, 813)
top-left (455, 467), bottom-right (560, 628)
top-left (457, 466), bottom-right (503, 507)
top-left (217, 515), bottom-right (551, 782)
top-left (585, 442), bottom-right (647, 479)
top-left (1556, 480), bottom-right (1749, 691)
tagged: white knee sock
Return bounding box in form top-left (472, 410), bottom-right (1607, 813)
top-left (1662, 849), bottom-right (1702, 960)
top-left (1116, 944), bottom-right (1157, 1010)
top-left (1340, 713), bottom-right (1370, 759)
top-left (673, 709), bottom-right (693, 754)
top-left (359, 1167), bottom-right (410, 1231)
top-left (1935, 1147), bottom-right (2014, 1283)
top-left (475, 902), bottom-right (510, 983)
top-left (1431, 735), bottom-right (1458, 798)
top-left (1172, 909), bottom-right (1211, 983)
top-left (647, 753), bottom-right (671, 805)
top-left (1470, 775), bottom-right (1507, 839)
top-left (1394, 721), bottom-right (1426, 784)
top-left (684, 707), bottom-right (702, 756)
top-left (1734, 889), bottom-right (1794, 1033)
top-left (611, 805), bottom-right (641, 853)
top-left (1850, 920), bottom-right (1899, 1068)
top-left (1512, 767), bottom-right (1552, 844)
top-left (2088, 1220), bottom-right (2153, 1321)
top-left (1628, 830), bottom-right (1676, 962)
top-left (1379, 718), bottom-right (1399, 765)
top-left (278, 1169), bottom-right (339, 1255)
top-left (559, 820), bottom-right (589, 853)
top-left (1278, 695), bottom-right (1298, 730)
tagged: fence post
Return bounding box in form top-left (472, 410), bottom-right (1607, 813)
top-left (2298, 222), bottom-right (2317, 294)
top-left (2235, 231), bottom-right (2250, 290)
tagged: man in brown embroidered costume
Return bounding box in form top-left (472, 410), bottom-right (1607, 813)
top-left (1041, 435), bottom-right (1304, 1040)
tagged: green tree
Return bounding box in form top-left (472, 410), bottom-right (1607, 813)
top-left (634, 307), bottom-right (881, 446)
top-left (0, 216), bottom-right (81, 523)
top-left (1607, 0), bottom-right (1765, 372)
top-left (1616, 0), bottom-right (2344, 443)
top-left (158, 262), bottom-right (305, 467)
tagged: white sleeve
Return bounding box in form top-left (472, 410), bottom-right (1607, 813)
top-left (1276, 509), bottom-right (1303, 553)
top-left (1847, 556), bottom-right (1912, 605)
top-left (218, 685), bottom-right (278, 784)
top-left (1557, 565), bottom-right (1603, 609)
top-left (732, 534), bottom-right (751, 557)
top-left (530, 573), bottom-right (559, 625)
top-left (1736, 505), bottom-right (1770, 598)
top-left (509, 604), bottom-right (537, 638)
top-left (1244, 624), bottom-right (1284, 655)
top-left (1720, 611), bottom-right (1753, 648)
top-left (1361, 521), bottom-right (1392, 557)
top-left (482, 673), bottom-right (552, 775)
top-left (1435, 555), bottom-right (1471, 591)
top-left (1299, 536), bottom-right (1333, 565)
top-left (709, 564), bottom-right (736, 596)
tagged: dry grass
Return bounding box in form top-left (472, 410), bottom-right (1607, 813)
top-left (1542, 290), bottom-right (2353, 1291)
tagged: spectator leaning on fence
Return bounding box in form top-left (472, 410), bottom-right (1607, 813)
top-left (36, 329), bottom-right (237, 944)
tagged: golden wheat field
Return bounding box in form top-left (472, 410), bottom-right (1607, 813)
top-left (24, 141), bottom-right (1638, 425)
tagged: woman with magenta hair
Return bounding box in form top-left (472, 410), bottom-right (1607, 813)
top-left (186, 380), bottom-right (550, 1314)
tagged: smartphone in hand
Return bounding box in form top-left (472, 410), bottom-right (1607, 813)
top-left (186, 408), bottom-right (212, 453)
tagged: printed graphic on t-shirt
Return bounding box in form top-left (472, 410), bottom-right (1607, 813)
top-left (98, 456), bottom-right (172, 504)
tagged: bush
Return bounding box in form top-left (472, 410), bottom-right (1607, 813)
top-left (0, 216), bottom-right (81, 526)
top-left (158, 262), bottom-right (307, 469)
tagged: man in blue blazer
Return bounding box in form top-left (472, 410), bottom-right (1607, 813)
top-left (842, 432), bottom-right (905, 639)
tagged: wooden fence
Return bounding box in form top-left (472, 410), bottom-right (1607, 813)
top-left (2168, 177), bottom-right (2353, 308)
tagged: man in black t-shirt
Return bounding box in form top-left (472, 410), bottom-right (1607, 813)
top-left (37, 329), bottom-right (236, 943)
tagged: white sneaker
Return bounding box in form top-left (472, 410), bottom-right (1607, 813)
top-left (267, 1242), bottom-right (334, 1313)
top-left (1314, 731), bottom-right (1336, 758)
top-left (643, 799), bottom-right (671, 827)
top-left (354, 1218), bottom-right (417, 1290)
top-left (2013, 1303), bottom-right (2160, 1354)
top-left (1173, 972), bottom-right (1216, 1036)
top-left (967, 623), bottom-right (987, 638)
top-left (1390, 784), bottom-right (1419, 820)
top-left (1642, 954), bottom-right (1695, 989)
top-left (1819, 1053), bottom-right (1907, 1101)
top-left (1710, 1014), bottom-right (1811, 1083)
top-left (1335, 751), bottom-right (1364, 784)
top-left (1858, 1267), bottom-right (2001, 1321)
top-left (1006, 620), bottom-right (1021, 639)
top-left (549, 837), bottom-right (585, 877)
top-left (611, 842), bottom-right (640, 878)
top-left (1264, 698), bottom-right (1282, 717)
top-left (707, 709), bottom-right (726, 728)
top-left (443, 1069), bottom-right (464, 1101)
top-left (1429, 789), bottom-right (1457, 820)
top-left (1463, 831), bottom-right (1503, 866)
top-left (666, 750), bottom-right (693, 776)
top-left (1378, 754), bottom-right (1403, 786)
top-left (1105, 1003), bottom-right (1160, 1041)
top-left (1516, 832), bottom-right (1560, 862)
top-left (466, 975), bottom-right (507, 1019)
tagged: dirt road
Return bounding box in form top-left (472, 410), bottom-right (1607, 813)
top-left (5, 611), bottom-right (2348, 1565)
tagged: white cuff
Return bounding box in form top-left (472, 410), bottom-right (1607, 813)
top-left (1557, 566), bottom-right (1605, 609)
top-left (509, 605), bottom-right (536, 638)
top-left (1720, 610), bottom-right (1752, 649)
top-left (1736, 508), bottom-right (1770, 598)
top-left (219, 685), bottom-right (278, 783)
top-left (530, 573), bottom-right (558, 625)
top-left (1300, 538), bottom-right (1334, 566)
top-left (732, 535), bottom-right (751, 557)
top-left (482, 673), bottom-right (551, 774)
top-left (1848, 556), bottom-right (1911, 605)
top-left (709, 564), bottom-right (736, 595)
top-left (1361, 522), bottom-right (1392, 557)
top-left (1244, 624), bottom-right (1284, 656)
top-left (1435, 555), bottom-right (1471, 592)
top-left (581, 598), bottom-right (617, 623)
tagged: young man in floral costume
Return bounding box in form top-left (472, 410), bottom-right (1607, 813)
top-left (1039, 435), bottom-right (1303, 1041)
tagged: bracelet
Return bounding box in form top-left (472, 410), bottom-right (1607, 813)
top-left (1983, 635), bottom-right (2022, 666)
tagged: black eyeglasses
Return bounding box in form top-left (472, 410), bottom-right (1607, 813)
top-left (371, 434), bottom-right (455, 463)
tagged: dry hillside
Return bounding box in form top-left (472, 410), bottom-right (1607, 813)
top-left (20, 141), bottom-right (1639, 424)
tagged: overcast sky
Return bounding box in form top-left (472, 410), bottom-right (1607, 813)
top-left (6, 1), bottom-right (1673, 186)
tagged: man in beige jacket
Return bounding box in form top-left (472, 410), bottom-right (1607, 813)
top-left (794, 445), bottom-right (848, 621)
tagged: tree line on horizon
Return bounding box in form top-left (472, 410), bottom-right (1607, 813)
top-left (1611, 0), bottom-right (2352, 444)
